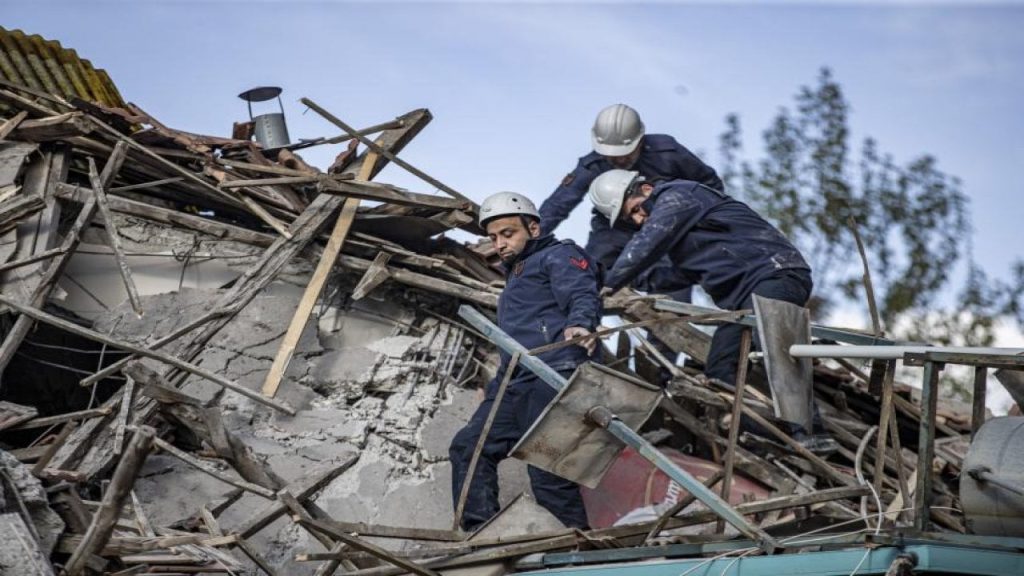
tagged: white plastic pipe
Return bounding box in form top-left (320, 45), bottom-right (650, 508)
top-left (789, 345), bottom-right (1024, 360)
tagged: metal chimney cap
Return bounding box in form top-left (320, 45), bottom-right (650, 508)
top-left (238, 86), bottom-right (283, 103)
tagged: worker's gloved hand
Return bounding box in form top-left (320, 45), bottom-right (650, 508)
top-left (599, 286), bottom-right (616, 298)
top-left (563, 326), bottom-right (596, 354)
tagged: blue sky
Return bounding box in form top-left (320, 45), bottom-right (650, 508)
top-left (6, 1), bottom-right (1024, 310)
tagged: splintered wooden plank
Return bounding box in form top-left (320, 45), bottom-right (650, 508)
top-left (260, 147), bottom-right (380, 399)
top-left (235, 454), bottom-right (359, 538)
top-left (64, 426), bottom-right (155, 576)
top-left (88, 148), bottom-right (143, 315)
top-left (9, 111), bottom-right (94, 141)
top-left (0, 400), bottom-right (37, 431)
top-left (0, 294), bottom-right (296, 416)
top-left (166, 107), bottom-right (432, 383)
top-left (351, 251), bottom-right (391, 300)
top-left (0, 110), bottom-right (29, 140)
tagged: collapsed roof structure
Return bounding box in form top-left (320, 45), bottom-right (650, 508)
top-left (2, 26), bottom-right (1024, 576)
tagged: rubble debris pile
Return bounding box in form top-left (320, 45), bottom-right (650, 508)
top-left (0, 26), bottom-right (1006, 576)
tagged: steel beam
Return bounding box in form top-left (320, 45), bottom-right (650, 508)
top-left (458, 305), bottom-right (779, 553)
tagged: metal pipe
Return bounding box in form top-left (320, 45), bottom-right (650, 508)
top-left (790, 344), bottom-right (1024, 360)
top-left (457, 305), bottom-right (778, 553)
top-left (968, 467), bottom-right (1024, 498)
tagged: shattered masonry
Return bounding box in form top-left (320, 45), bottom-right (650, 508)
top-left (0, 25), bottom-right (1011, 576)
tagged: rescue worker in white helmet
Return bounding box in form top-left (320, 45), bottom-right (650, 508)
top-left (538, 103), bottom-right (723, 296)
top-left (449, 192), bottom-right (601, 531)
top-left (588, 171), bottom-right (838, 454)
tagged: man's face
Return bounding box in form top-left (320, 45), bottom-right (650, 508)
top-left (620, 184), bottom-right (654, 226)
top-left (487, 216), bottom-right (540, 263)
top-left (602, 141), bottom-right (643, 170)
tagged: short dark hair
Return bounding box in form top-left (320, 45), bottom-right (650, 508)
top-left (519, 215), bottom-right (540, 230)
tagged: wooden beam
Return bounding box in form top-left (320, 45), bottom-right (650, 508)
top-left (717, 327), bottom-right (752, 533)
top-left (30, 420), bottom-right (78, 477)
top-left (453, 354), bottom-right (519, 530)
top-left (301, 98), bottom-right (474, 206)
top-left (261, 148), bottom-right (380, 398)
top-left (972, 365), bottom-right (988, 440)
top-left (0, 193), bottom-right (45, 232)
top-left (351, 251), bottom-right (391, 300)
top-left (0, 245), bottom-right (67, 273)
top-left (219, 175), bottom-right (321, 188)
top-left (873, 360), bottom-right (897, 501)
top-left (164, 108), bottom-right (432, 388)
top-left (0, 109), bottom-right (29, 139)
top-left (298, 517), bottom-right (443, 576)
top-left (9, 111), bottom-right (93, 141)
top-left (318, 178), bottom-right (469, 211)
top-left (623, 301), bottom-right (712, 364)
top-left (337, 254), bottom-right (498, 308)
top-left (740, 406), bottom-right (859, 487)
top-left (64, 426), bottom-right (155, 576)
top-left (148, 435), bottom-right (276, 499)
top-left (54, 181), bottom-right (276, 247)
top-left (88, 148), bottom-right (143, 315)
top-left (235, 454), bottom-right (360, 538)
top-left (113, 377), bottom-right (136, 456)
top-left (0, 293), bottom-right (296, 416)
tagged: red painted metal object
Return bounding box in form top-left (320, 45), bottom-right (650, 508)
top-left (581, 446), bottom-right (771, 529)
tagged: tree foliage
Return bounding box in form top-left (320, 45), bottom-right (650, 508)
top-left (719, 68), bottom-right (1022, 346)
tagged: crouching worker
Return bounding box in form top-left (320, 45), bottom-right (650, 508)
top-left (588, 171), bottom-right (835, 451)
top-left (450, 192), bottom-right (600, 532)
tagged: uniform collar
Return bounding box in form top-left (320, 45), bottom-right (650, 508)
top-left (503, 233), bottom-right (558, 274)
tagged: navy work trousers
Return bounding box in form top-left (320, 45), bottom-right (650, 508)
top-left (449, 372), bottom-right (589, 531)
top-left (704, 269), bottom-right (814, 386)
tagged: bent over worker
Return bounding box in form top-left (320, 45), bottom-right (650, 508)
top-left (450, 192), bottom-right (601, 532)
top-left (538, 103), bottom-right (722, 295)
top-left (588, 170), bottom-right (812, 395)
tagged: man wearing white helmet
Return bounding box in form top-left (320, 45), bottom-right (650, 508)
top-left (538, 104), bottom-right (723, 293)
top-left (449, 192), bottom-right (600, 531)
top-left (587, 171), bottom-right (829, 448)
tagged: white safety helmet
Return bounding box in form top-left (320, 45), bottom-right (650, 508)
top-left (478, 192), bottom-right (540, 227)
top-left (588, 169), bottom-right (641, 224)
top-left (591, 104), bottom-right (645, 157)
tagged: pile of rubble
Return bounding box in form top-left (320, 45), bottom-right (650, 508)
top-left (0, 27), bottom-right (989, 576)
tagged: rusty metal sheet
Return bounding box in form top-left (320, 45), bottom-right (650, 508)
top-left (511, 362), bottom-right (662, 489)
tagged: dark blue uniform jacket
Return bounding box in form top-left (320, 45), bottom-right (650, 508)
top-left (494, 234), bottom-right (602, 386)
top-left (605, 180), bottom-right (810, 310)
top-left (538, 134), bottom-right (724, 234)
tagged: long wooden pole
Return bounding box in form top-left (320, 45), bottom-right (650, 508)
top-left (261, 148), bottom-right (379, 398)
top-left (452, 354), bottom-right (520, 530)
top-left (717, 327), bottom-right (752, 533)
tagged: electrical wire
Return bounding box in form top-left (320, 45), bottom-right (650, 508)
top-left (671, 505), bottom-right (964, 576)
top-left (23, 339), bottom-right (130, 355)
top-left (853, 425), bottom-right (884, 535)
top-left (13, 351), bottom-right (126, 380)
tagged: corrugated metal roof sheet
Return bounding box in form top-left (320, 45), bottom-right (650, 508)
top-left (0, 26), bottom-right (125, 108)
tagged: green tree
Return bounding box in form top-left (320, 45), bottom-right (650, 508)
top-left (719, 67), bottom-right (990, 333)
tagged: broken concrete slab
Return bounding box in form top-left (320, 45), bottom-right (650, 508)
top-left (0, 513), bottom-right (56, 576)
top-left (0, 449), bottom-right (64, 555)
